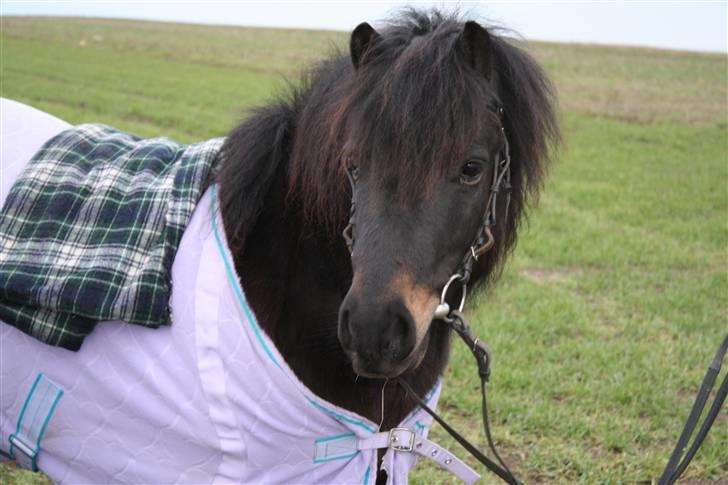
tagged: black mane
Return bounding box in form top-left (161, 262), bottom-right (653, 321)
top-left (220, 8), bottom-right (559, 285)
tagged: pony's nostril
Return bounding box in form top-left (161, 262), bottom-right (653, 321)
top-left (379, 335), bottom-right (398, 358)
top-left (338, 308), bottom-right (353, 351)
top-left (396, 311), bottom-right (415, 358)
top-left (380, 308), bottom-right (414, 361)
top-left (339, 294), bottom-right (418, 371)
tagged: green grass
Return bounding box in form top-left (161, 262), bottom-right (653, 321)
top-left (1, 16), bottom-right (726, 484)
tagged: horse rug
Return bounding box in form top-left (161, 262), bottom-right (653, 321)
top-left (0, 102), bottom-right (478, 484)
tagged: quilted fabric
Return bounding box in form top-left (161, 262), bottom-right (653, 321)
top-left (0, 186), bottom-right (441, 484)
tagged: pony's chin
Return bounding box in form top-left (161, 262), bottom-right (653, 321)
top-left (351, 357), bottom-right (407, 379)
top-left (350, 332), bottom-right (431, 379)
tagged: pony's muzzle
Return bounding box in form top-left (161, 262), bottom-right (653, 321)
top-left (338, 293), bottom-right (418, 378)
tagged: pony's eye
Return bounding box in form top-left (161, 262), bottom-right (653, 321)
top-left (460, 160), bottom-right (484, 185)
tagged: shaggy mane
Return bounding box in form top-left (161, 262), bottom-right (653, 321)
top-left (219, 8), bottom-right (559, 286)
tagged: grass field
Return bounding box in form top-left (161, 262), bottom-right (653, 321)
top-left (1, 16), bottom-right (726, 484)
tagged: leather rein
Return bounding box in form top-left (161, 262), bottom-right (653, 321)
top-left (342, 107), bottom-right (522, 484)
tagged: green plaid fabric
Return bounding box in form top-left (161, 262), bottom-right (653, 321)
top-left (0, 124), bottom-right (224, 350)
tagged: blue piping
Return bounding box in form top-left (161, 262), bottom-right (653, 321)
top-left (209, 186), bottom-right (377, 435)
top-left (210, 185), bottom-right (281, 368)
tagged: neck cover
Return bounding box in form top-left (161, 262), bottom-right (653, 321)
top-left (1, 186), bottom-right (475, 484)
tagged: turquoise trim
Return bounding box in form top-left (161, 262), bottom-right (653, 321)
top-left (313, 450), bottom-right (359, 464)
top-left (36, 389), bottom-right (64, 449)
top-left (9, 373), bottom-right (42, 458)
top-left (402, 379), bottom-right (442, 424)
top-left (209, 186), bottom-right (378, 435)
top-left (363, 465), bottom-right (371, 485)
top-left (314, 432), bottom-right (356, 443)
top-left (26, 384), bottom-right (52, 445)
top-left (313, 433), bottom-right (359, 463)
top-left (13, 374), bottom-right (41, 435)
top-left (305, 396), bottom-right (376, 433)
top-left (9, 373), bottom-right (63, 472)
top-left (424, 380), bottom-right (441, 401)
top-left (415, 420), bottom-right (427, 435)
top-left (209, 185), bottom-right (281, 368)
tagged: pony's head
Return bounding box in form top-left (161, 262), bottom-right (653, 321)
top-left (288, 10), bottom-right (559, 379)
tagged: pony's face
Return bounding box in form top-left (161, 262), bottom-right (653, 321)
top-left (337, 137), bottom-right (504, 378)
top-left (337, 20), bottom-right (505, 378)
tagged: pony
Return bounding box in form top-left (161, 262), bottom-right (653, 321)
top-left (0, 8), bottom-right (558, 483)
top-left (218, 8), bottom-right (557, 431)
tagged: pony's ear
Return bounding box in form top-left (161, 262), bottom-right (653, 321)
top-left (350, 22), bottom-right (381, 69)
top-left (456, 21), bottom-right (492, 80)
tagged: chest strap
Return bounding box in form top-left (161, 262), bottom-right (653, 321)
top-left (358, 428), bottom-right (480, 484)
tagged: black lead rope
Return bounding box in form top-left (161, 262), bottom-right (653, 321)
top-left (400, 310), bottom-right (522, 485)
top-left (658, 333), bottom-right (728, 485)
top-left (402, 327), bottom-right (727, 485)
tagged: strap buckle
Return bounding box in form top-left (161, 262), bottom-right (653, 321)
top-left (388, 427), bottom-right (415, 452)
top-left (357, 428), bottom-right (481, 484)
top-left (8, 434), bottom-right (37, 471)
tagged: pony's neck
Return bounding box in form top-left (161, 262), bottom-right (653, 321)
top-left (230, 166), bottom-right (449, 429)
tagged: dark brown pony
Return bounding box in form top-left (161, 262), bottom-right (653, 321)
top-left (217, 6), bottom-right (558, 456)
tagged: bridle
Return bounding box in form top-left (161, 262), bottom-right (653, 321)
top-left (344, 106), bottom-right (512, 309)
top-left (433, 105), bottom-right (512, 319)
top-left (341, 106), bottom-right (522, 484)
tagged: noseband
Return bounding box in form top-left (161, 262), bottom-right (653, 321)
top-left (340, 107), bottom-right (522, 484)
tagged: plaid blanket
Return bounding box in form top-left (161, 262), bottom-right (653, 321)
top-left (0, 124), bottom-right (224, 350)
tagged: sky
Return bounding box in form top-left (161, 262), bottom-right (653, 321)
top-left (2, 1), bottom-right (726, 54)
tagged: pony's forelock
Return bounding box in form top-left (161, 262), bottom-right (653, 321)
top-left (286, 8), bottom-right (560, 285)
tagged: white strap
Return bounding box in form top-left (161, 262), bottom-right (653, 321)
top-left (358, 428), bottom-right (480, 484)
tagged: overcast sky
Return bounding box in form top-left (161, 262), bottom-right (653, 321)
top-left (2, 1), bottom-right (726, 53)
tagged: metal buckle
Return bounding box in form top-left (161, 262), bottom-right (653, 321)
top-left (388, 427), bottom-right (415, 452)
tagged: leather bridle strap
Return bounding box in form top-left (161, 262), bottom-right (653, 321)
top-left (400, 380), bottom-right (518, 484)
top-left (400, 310), bottom-right (522, 485)
top-left (658, 333), bottom-right (728, 485)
